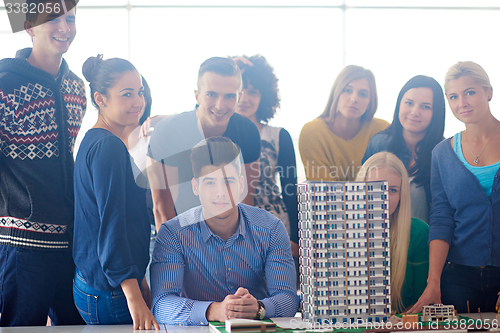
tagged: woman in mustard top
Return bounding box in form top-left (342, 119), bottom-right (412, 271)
top-left (299, 65), bottom-right (388, 181)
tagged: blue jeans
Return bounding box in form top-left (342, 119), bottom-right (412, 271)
top-left (441, 262), bottom-right (500, 313)
top-left (0, 245), bottom-right (84, 326)
top-left (144, 225), bottom-right (157, 286)
top-left (73, 270), bottom-right (132, 325)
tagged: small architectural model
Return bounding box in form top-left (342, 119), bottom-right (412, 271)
top-left (298, 181), bottom-right (390, 324)
top-left (224, 319), bottom-right (276, 333)
top-left (402, 314), bottom-right (419, 326)
top-left (421, 304), bottom-right (457, 322)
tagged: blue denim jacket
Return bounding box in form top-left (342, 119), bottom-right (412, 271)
top-left (430, 138), bottom-right (500, 267)
top-left (363, 131), bottom-right (432, 211)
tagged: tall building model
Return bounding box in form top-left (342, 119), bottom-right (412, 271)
top-left (298, 181), bottom-right (391, 324)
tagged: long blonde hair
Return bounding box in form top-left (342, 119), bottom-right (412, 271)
top-left (356, 152), bottom-right (411, 312)
top-left (319, 65), bottom-right (378, 124)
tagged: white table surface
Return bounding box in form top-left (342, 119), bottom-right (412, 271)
top-left (0, 325), bottom-right (210, 333)
top-left (0, 313), bottom-right (499, 332)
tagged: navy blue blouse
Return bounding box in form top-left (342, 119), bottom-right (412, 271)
top-left (73, 129), bottom-right (150, 291)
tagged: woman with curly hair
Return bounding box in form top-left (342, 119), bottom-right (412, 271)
top-left (234, 55), bottom-right (299, 258)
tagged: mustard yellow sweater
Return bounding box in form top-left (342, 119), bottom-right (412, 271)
top-left (299, 118), bottom-right (389, 181)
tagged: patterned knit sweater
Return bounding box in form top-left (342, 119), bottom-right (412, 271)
top-left (0, 48), bottom-right (86, 249)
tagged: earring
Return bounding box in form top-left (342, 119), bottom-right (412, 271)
top-left (101, 104), bottom-right (105, 107)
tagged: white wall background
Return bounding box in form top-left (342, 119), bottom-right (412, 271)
top-left (2, 0), bottom-right (499, 181)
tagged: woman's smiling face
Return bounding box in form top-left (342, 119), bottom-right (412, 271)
top-left (365, 167), bottom-right (401, 218)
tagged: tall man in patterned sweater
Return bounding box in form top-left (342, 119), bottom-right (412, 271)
top-left (0, 0), bottom-right (86, 326)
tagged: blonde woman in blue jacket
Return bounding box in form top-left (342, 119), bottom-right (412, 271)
top-left (409, 61), bottom-right (500, 314)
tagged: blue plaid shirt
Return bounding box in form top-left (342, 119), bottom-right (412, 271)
top-left (151, 204), bottom-right (298, 325)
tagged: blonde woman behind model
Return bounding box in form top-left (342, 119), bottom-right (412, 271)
top-left (357, 152), bottom-right (429, 313)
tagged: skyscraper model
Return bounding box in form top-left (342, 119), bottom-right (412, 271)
top-left (298, 181), bottom-right (390, 324)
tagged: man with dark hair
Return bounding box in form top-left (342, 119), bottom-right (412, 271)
top-left (0, 0), bottom-right (86, 326)
top-left (150, 137), bottom-right (298, 325)
top-left (147, 57), bottom-right (261, 229)
top-left (25, 0), bottom-right (78, 27)
top-left (190, 136), bottom-right (242, 179)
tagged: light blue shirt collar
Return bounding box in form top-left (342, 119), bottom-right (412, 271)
top-left (199, 205), bottom-right (246, 243)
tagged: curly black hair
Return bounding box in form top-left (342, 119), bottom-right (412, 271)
top-left (239, 55), bottom-right (280, 124)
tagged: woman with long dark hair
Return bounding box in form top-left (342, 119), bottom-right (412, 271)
top-left (363, 75), bottom-right (445, 223)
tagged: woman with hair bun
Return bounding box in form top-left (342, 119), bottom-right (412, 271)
top-left (363, 75), bottom-right (446, 224)
top-left (73, 55), bottom-right (159, 330)
top-left (119, 76), bottom-right (156, 286)
top-left (408, 61), bottom-right (500, 314)
top-left (299, 65), bottom-right (388, 182)
top-left (356, 152), bottom-right (429, 313)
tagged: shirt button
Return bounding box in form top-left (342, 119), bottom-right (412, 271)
top-left (228, 267), bottom-right (231, 271)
